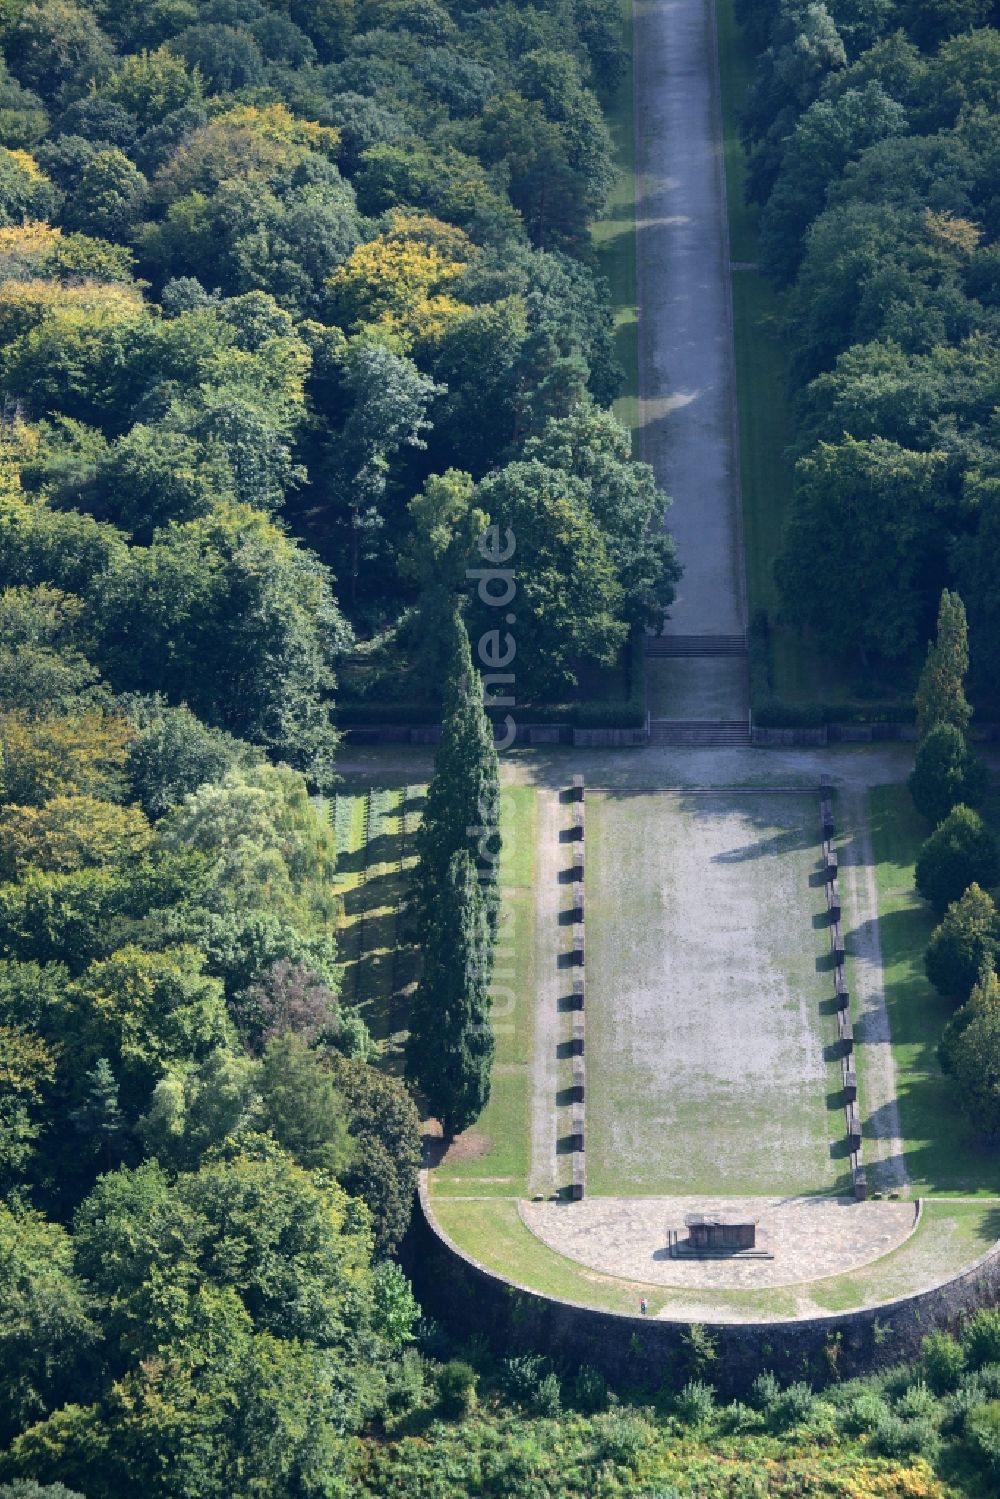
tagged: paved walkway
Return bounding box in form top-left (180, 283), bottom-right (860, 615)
top-left (634, 0), bottom-right (745, 639)
top-left (520, 1195), bottom-right (918, 1289)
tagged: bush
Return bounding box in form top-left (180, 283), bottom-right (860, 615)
top-left (681, 1322), bottom-right (718, 1376)
top-left (915, 805), bottom-right (999, 913)
top-left (387, 1348), bottom-right (425, 1414)
top-left (871, 1412), bottom-right (940, 1460)
top-left (921, 1330), bottom-right (966, 1393)
top-left (436, 1359), bottom-right (478, 1417)
top-left (675, 1380), bottom-right (716, 1426)
top-left (895, 1380), bottom-right (939, 1420)
top-left (592, 1410), bottom-right (652, 1466)
top-left (749, 1371), bottom-right (781, 1412)
top-left (841, 1390), bottom-right (890, 1434)
top-left (966, 1399), bottom-right (1000, 1471)
top-left (571, 1364), bottom-right (608, 1413)
top-left (767, 1381), bottom-right (815, 1429)
top-left (962, 1309), bottom-right (1000, 1370)
top-left (909, 722), bottom-right (988, 825)
top-left (501, 1353), bottom-right (550, 1406)
top-left (926, 885), bottom-right (1000, 1005)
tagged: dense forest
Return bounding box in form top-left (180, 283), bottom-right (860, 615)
top-left (737, 0), bottom-right (1000, 699)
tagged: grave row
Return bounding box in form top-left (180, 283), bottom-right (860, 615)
top-left (821, 786), bottom-right (867, 1202)
top-left (570, 776), bottom-right (585, 1200)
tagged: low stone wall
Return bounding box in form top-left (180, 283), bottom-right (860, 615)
top-left (406, 1184), bottom-right (1000, 1394)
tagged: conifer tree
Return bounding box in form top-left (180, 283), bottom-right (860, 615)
top-left (414, 610), bottom-right (500, 940)
top-left (915, 590), bottom-right (972, 740)
top-left (406, 848), bottom-right (495, 1136)
top-left (70, 1058), bottom-right (127, 1170)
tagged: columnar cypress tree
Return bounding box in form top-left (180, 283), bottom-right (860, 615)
top-left (413, 609), bottom-right (500, 940)
top-left (915, 590), bottom-right (972, 740)
top-left (406, 847), bottom-right (495, 1136)
top-left (408, 610), bottom-right (500, 1134)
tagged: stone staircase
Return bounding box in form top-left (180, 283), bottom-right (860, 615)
top-left (645, 634), bottom-right (747, 657)
top-left (648, 720), bottom-right (751, 748)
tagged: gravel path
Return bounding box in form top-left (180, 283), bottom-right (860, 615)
top-left (528, 789), bottom-right (562, 1195)
top-left (840, 786), bottom-right (909, 1191)
top-left (634, 0), bottom-right (745, 637)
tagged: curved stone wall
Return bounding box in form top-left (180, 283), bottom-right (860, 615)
top-left (406, 1183), bottom-right (1000, 1395)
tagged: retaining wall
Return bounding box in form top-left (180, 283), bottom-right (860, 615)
top-left (405, 1185), bottom-right (1000, 1395)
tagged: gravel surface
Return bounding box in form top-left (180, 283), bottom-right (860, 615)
top-left (520, 1194), bottom-right (917, 1289)
top-left (634, 0), bottom-right (745, 639)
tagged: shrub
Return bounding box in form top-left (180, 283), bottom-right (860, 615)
top-left (571, 1363), bottom-right (608, 1413)
top-left (675, 1380), bottom-right (716, 1426)
top-left (841, 1390), bottom-right (890, 1434)
top-left (962, 1310), bottom-right (1000, 1370)
top-left (534, 1371), bottom-right (562, 1416)
top-left (966, 1399), bottom-right (1000, 1471)
top-left (592, 1410), bottom-right (652, 1465)
top-left (871, 1412), bottom-right (939, 1460)
top-left (387, 1347), bottom-right (425, 1414)
top-left (437, 1359), bottom-right (478, 1417)
top-left (922, 1330), bottom-right (966, 1393)
top-left (501, 1353), bottom-right (550, 1406)
top-left (749, 1371), bottom-right (781, 1412)
top-left (895, 1379), bottom-right (939, 1420)
top-left (767, 1381), bottom-right (815, 1430)
top-left (926, 885), bottom-right (1000, 1005)
top-left (681, 1322), bottom-right (718, 1376)
top-left (909, 722), bottom-right (988, 825)
top-left (915, 805), bottom-right (999, 913)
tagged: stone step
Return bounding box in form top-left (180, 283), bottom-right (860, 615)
top-left (648, 720), bottom-right (751, 747)
top-left (645, 634), bottom-right (747, 657)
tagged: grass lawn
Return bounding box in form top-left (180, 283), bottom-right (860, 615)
top-left (584, 790), bottom-right (846, 1196)
top-left (870, 784), bottom-right (1000, 1195)
top-left (591, 0), bottom-right (639, 437)
top-left (430, 1196), bottom-right (1000, 1320)
top-left (331, 782), bottom-right (424, 1057)
top-left (428, 786), bottom-right (538, 1198)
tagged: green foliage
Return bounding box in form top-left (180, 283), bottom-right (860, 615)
top-left (407, 845), bottom-right (494, 1136)
top-left (922, 1330), bottom-right (967, 1393)
top-left (675, 1380), bottom-right (716, 1426)
top-left (256, 1032), bottom-right (354, 1176)
top-left (437, 1359), bottom-right (477, 1417)
top-left (326, 1051), bottom-right (420, 1257)
top-left (926, 883), bottom-right (1000, 1004)
top-left (909, 722), bottom-right (988, 826)
top-left (942, 966), bottom-right (1000, 1136)
top-left (963, 1308), bottom-right (1000, 1370)
top-left (0, 1206), bottom-right (96, 1445)
top-left (966, 1397), bottom-right (1000, 1472)
top-left (915, 804), bottom-right (999, 912)
top-left (915, 591), bottom-right (973, 740)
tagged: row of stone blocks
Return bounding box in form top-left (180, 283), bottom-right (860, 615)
top-left (821, 788), bottom-right (867, 1202)
top-left (570, 776), bottom-right (586, 1200)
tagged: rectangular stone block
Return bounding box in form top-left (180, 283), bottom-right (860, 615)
top-left (835, 968), bottom-right (849, 1010)
top-left (572, 933), bottom-right (584, 966)
top-left (846, 1102), bottom-right (862, 1151)
top-left (843, 1068), bottom-right (857, 1103)
top-left (571, 977), bottom-right (584, 1010)
top-left (853, 1165), bottom-right (868, 1201)
top-left (826, 878), bottom-right (841, 924)
top-left (824, 848), bottom-right (838, 881)
top-left (571, 775), bottom-right (585, 801)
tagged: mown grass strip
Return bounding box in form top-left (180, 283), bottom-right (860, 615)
top-left (870, 783), bottom-right (1000, 1195)
top-left (591, 0), bottom-right (639, 439)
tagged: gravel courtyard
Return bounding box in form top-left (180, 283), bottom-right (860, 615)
top-left (584, 790), bottom-right (844, 1196)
